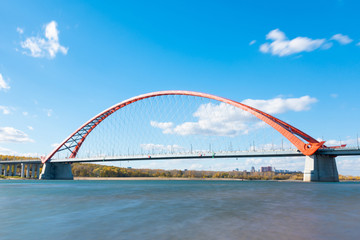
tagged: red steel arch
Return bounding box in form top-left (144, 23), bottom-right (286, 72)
top-left (42, 90), bottom-right (324, 163)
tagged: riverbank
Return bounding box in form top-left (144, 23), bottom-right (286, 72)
top-left (74, 177), bottom-right (248, 181)
top-left (2, 177), bottom-right (358, 182)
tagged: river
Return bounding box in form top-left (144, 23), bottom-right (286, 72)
top-left (0, 180), bottom-right (359, 240)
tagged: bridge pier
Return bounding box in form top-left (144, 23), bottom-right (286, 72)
top-left (26, 164), bottom-right (30, 178)
top-left (21, 163), bottom-right (25, 178)
top-left (39, 162), bottom-right (73, 180)
top-left (36, 164), bottom-right (40, 179)
top-left (31, 164), bottom-right (35, 178)
top-left (303, 155), bottom-right (339, 182)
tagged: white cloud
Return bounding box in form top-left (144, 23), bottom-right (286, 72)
top-left (245, 157), bottom-right (304, 170)
top-left (330, 93), bottom-right (338, 98)
top-left (323, 138), bottom-right (359, 147)
top-left (175, 103), bottom-right (253, 136)
top-left (0, 106), bottom-right (11, 115)
top-left (150, 121), bottom-right (174, 134)
top-left (260, 29), bottom-right (326, 57)
top-left (316, 136), bottom-right (360, 149)
top-left (140, 143), bottom-right (184, 152)
top-left (27, 126), bottom-right (34, 131)
top-left (0, 127), bottom-right (34, 143)
top-left (51, 143), bottom-right (60, 148)
top-left (245, 158), bottom-right (264, 165)
top-left (337, 158), bottom-right (360, 174)
top-left (20, 152), bottom-right (41, 158)
top-left (0, 146), bottom-right (17, 155)
top-left (151, 96), bottom-right (317, 137)
top-left (242, 95), bottom-right (317, 114)
top-left (0, 146), bottom-right (39, 157)
top-left (189, 163), bottom-right (204, 170)
top-left (325, 139), bottom-right (344, 145)
top-left (0, 73), bottom-right (10, 91)
top-left (249, 40), bottom-right (256, 45)
top-left (250, 142), bottom-right (295, 151)
top-left (22, 111), bottom-right (29, 116)
top-left (16, 27), bottom-right (24, 34)
top-left (255, 159), bottom-right (302, 170)
top-left (330, 33), bottom-right (353, 45)
top-left (20, 21), bottom-right (68, 58)
top-left (151, 103), bottom-right (253, 137)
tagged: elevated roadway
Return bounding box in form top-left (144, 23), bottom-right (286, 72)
top-left (45, 148), bottom-right (360, 164)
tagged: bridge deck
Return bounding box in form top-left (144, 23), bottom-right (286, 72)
top-left (1, 148), bottom-right (359, 165)
top-left (0, 160), bottom-right (41, 164)
top-left (44, 148), bottom-right (360, 163)
top-left (49, 151), bottom-right (303, 164)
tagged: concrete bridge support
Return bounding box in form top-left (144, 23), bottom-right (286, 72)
top-left (21, 164), bottom-right (25, 178)
top-left (304, 155), bottom-right (339, 182)
top-left (4, 165), bottom-right (8, 176)
top-left (26, 164), bottom-right (30, 178)
top-left (0, 162), bottom-right (40, 179)
top-left (36, 164), bottom-right (40, 179)
top-left (40, 162), bottom-right (73, 180)
top-left (31, 164), bottom-right (35, 178)
top-left (20, 163), bottom-right (41, 179)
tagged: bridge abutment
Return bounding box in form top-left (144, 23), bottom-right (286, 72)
top-left (303, 155), bottom-right (339, 182)
top-left (39, 163), bottom-right (73, 180)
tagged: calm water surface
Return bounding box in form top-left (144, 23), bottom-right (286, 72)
top-left (0, 180), bottom-right (359, 240)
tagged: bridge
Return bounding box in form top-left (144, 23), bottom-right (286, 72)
top-left (1, 90), bottom-right (358, 181)
top-left (2, 148), bottom-right (360, 180)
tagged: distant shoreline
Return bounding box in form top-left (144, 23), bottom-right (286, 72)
top-left (74, 177), bottom-right (248, 181)
top-left (74, 177), bottom-right (308, 182)
top-left (1, 177), bottom-right (358, 182)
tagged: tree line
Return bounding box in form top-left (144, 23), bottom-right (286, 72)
top-left (2, 155), bottom-right (358, 180)
top-left (71, 163), bottom-right (304, 180)
top-left (0, 155), bottom-right (39, 161)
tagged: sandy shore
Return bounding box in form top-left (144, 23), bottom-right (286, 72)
top-left (74, 177), bottom-right (246, 181)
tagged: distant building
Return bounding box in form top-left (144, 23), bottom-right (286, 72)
top-left (260, 166), bottom-right (272, 172)
top-left (251, 166), bottom-right (256, 173)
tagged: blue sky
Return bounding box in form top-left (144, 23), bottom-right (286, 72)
top-left (1, 0), bottom-right (360, 174)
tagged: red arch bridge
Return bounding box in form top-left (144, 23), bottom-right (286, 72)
top-left (1, 90), bottom-right (359, 181)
